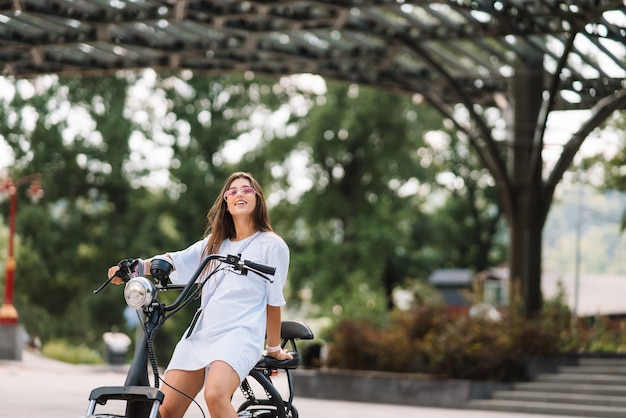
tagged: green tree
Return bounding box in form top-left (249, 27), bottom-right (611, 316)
top-left (421, 131), bottom-right (507, 273)
top-left (0, 71), bottom-right (317, 354)
top-left (0, 75), bottom-right (154, 342)
top-left (584, 112), bottom-right (626, 232)
top-left (1, 72), bottom-right (510, 354)
top-left (244, 81), bottom-right (509, 319)
top-left (248, 82), bottom-right (443, 315)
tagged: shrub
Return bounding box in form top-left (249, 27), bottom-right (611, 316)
top-left (324, 302), bottom-right (626, 381)
top-left (325, 319), bottom-right (379, 370)
top-left (41, 339), bottom-right (103, 365)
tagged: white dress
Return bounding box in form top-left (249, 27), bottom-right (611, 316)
top-left (163, 231), bottom-right (289, 381)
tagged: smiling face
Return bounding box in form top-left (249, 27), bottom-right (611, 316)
top-left (224, 177), bottom-right (258, 220)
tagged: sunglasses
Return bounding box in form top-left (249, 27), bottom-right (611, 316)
top-left (224, 186), bottom-right (256, 199)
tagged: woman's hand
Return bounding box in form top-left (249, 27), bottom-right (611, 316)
top-left (107, 266), bottom-right (124, 285)
top-left (267, 347), bottom-right (293, 361)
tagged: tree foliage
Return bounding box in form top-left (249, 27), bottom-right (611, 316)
top-left (583, 111), bottom-right (626, 232)
top-left (240, 82), bottom-right (506, 317)
top-left (422, 130), bottom-right (507, 273)
top-left (0, 73), bottom-right (507, 356)
top-left (245, 82), bottom-right (438, 314)
top-left (0, 71), bottom-right (311, 349)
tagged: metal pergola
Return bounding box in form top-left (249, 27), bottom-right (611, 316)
top-left (1, 1), bottom-right (624, 111)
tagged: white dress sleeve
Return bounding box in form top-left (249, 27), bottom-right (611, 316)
top-left (165, 238), bottom-right (208, 285)
top-left (262, 233), bottom-right (290, 307)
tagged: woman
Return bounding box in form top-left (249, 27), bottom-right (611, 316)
top-left (108, 172), bottom-right (292, 418)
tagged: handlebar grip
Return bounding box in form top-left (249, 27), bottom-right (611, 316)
top-left (244, 260), bottom-right (276, 276)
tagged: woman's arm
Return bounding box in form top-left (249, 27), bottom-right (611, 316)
top-left (266, 305), bottom-right (292, 360)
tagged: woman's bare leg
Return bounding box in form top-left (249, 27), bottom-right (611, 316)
top-left (204, 361), bottom-right (240, 418)
top-left (159, 368), bottom-right (205, 418)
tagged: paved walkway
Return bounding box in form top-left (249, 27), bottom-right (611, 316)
top-left (0, 350), bottom-right (580, 418)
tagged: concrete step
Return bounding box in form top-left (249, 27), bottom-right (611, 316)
top-left (537, 372), bottom-right (626, 385)
top-left (468, 358), bottom-right (626, 417)
top-left (468, 399), bottom-right (625, 418)
top-left (514, 381), bottom-right (626, 396)
top-left (493, 390), bottom-right (626, 407)
top-left (558, 365), bottom-right (626, 375)
top-left (578, 358), bottom-right (626, 367)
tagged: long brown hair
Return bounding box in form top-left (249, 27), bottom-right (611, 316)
top-left (202, 172), bottom-right (273, 258)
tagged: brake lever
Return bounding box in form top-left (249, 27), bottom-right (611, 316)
top-left (246, 267), bottom-right (274, 283)
top-left (93, 271), bottom-right (130, 294)
top-left (93, 276), bottom-right (114, 294)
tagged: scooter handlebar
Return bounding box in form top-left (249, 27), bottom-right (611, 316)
top-left (243, 259), bottom-right (276, 276)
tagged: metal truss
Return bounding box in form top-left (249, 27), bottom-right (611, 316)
top-left (0, 0), bottom-right (624, 112)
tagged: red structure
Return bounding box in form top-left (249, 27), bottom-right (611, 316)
top-left (0, 174), bottom-right (43, 324)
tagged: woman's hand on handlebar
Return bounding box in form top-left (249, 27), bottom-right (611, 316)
top-left (107, 266), bottom-right (124, 285)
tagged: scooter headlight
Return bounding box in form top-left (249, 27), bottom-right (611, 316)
top-left (124, 276), bottom-right (156, 310)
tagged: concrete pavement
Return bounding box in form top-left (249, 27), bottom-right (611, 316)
top-left (0, 349), bottom-right (581, 418)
